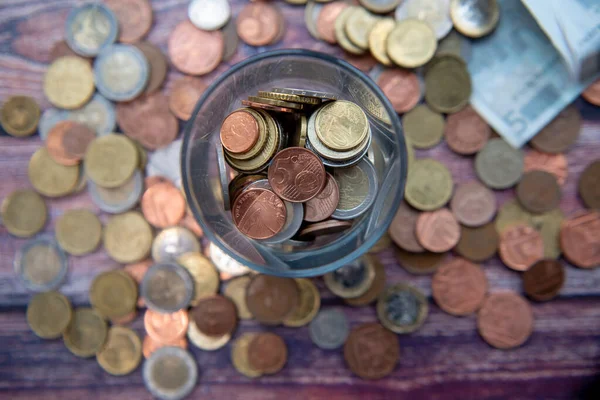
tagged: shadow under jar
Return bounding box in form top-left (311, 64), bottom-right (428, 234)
top-left (182, 50), bottom-right (407, 277)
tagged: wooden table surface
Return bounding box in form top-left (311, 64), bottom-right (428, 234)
top-left (1, 1), bottom-right (599, 399)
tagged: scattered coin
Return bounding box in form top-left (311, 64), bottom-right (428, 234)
top-left (405, 159), bottom-right (453, 211)
top-left (63, 308), bottom-right (108, 358)
top-left (231, 333), bottom-right (262, 378)
top-left (144, 309), bottom-right (189, 345)
top-left (168, 77), bottom-right (207, 121)
top-left (44, 56), bottom-right (95, 110)
top-left (522, 259), bottom-right (565, 302)
top-left (223, 275), bottom-right (253, 320)
top-left (103, 211), bottom-right (153, 263)
top-left (94, 44), bottom-right (150, 102)
top-left (455, 223), bottom-right (499, 262)
top-left (67, 93), bottom-right (116, 136)
top-left (28, 147), bottom-right (80, 197)
top-left (208, 242), bottom-right (252, 278)
top-left (324, 258), bottom-right (375, 299)
top-left (425, 55), bottom-right (471, 114)
top-left (247, 332), bottom-right (288, 375)
top-left (560, 210), bottom-right (600, 269)
top-left (477, 292), bottom-right (533, 349)
top-left (141, 262), bottom-right (194, 313)
top-left (169, 20), bottom-right (224, 75)
top-left (124, 259), bottom-right (152, 308)
top-left (523, 150), bottom-right (568, 186)
top-left (232, 188), bottom-right (287, 239)
top-left (143, 347), bottom-right (198, 400)
top-left (188, 0), bottom-right (230, 31)
top-left (360, 0), bottom-right (401, 14)
top-left (344, 322), bottom-right (399, 380)
top-left (134, 42), bottom-right (168, 94)
top-left (531, 208), bottom-right (565, 260)
top-left (88, 169), bottom-right (144, 214)
top-left (305, 1), bottom-right (324, 41)
top-left (14, 236), bottom-right (68, 292)
top-left (0, 95), bottom-right (40, 137)
top-left (578, 160), bottom-right (600, 209)
top-left (237, 2), bottom-right (283, 46)
top-left (395, 0), bottom-right (453, 39)
top-left (55, 209), bottom-right (102, 256)
top-left (444, 105), bottom-right (490, 154)
top-left (366, 18), bottom-right (395, 66)
top-left (335, 7), bottom-right (365, 55)
top-left (272, 88), bottom-right (337, 100)
top-left (345, 7), bottom-right (379, 50)
top-left (495, 198), bottom-right (534, 234)
top-left (38, 108), bottom-right (69, 141)
top-left (105, 0), bottom-right (153, 43)
top-left (26, 291), bottom-right (72, 339)
top-left (345, 256), bottom-right (386, 306)
top-left (245, 274), bottom-right (300, 325)
top-left (298, 219), bottom-right (353, 239)
top-left (96, 326), bottom-right (142, 376)
top-left (46, 121), bottom-right (95, 166)
top-left (309, 308), bottom-right (349, 350)
top-left (332, 158), bottom-right (377, 219)
top-left (377, 283), bottom-right (428, 334)
top-left (282, 278), bottom-right (320, 327)
top-left (187, 319), bottom-right (230, 351)
top-left (516, 170), bottom-right (561, 214)
top-left (221, 18), bottom-right (239, 61)
top-left (582, 78), bottom-right (600, 106)
top-left (530, 105), bottom-right (581, 153)
top-left (177, 252), bottom-right (219, 306)
top-left (475, 138), bottom-right (524, 190)
top-left (65, 3), bottom-right (118, 56)
top-left (316, 2), bottom-right (349, 44)
top-left (89, 270), bottom-right (137, 320)
top-left (386, 19), bottom-right (437, 68)
top-left (403, 104), bottom-right (444, 149)
top-left (499, 224), bottom-right (544, 271)
top-left (395, 248), bottom-right (447, 275)
top-left (50, 40), bottom-right (90, 63)
top-left (416, 208), bottom-right (460, 253)
top-left (141, 181), bottom-right (186, 228)
top-left (191, 295), bottom-right (237, 337)
top-left (450, 181), bottom-right (496, 227)
top-left (388, 201), bottom-right (425, 252)
top-left (450, 0), bottom-right (500, 38)
top-left (1, 189), bottom-right (47, 238)
top-left (377, 69), bottom-right (421, 114)
top-left (432, 258), bottom-right (488, 316)
top-left (85, 134), bottom-right (139, 188)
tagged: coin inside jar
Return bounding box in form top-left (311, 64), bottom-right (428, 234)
top-left (65, 4), bottom-right (118, 56)
top-left (103, 211), bottom-right (153, 263)
top-left (0, 95), bottom-right (40, 137)
top-left (1, 189), bottom-right (47, 238)
top-left (141, 262), bottom-right (194, 313)
top-left (304, 172), bottom-right (340, 222)
top-left (232, 188), bottom-right (287, 240)
top-left (268, 147), bottom-right (326, 202)
top-left (26, 291), bottom-right (72, 339)
top-left (324, 258), bottom-right (375, 299)
top-left (344, 322), bottom-right (399, 380)
top-left (315, 100), bottom-right (368, 151)
top-left (332, 158), bottom-right (377, 220)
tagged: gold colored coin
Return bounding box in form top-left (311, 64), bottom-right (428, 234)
top-left (425, 55), bottom-right (471, 114)
top-left (55, 209), bottom-right (102, 255)
top-left (187, 321), bottom-right (231, 351)
top-left (247, 96), bottom-right (304, 110)
top-left (315, 100), bottom-right (369, 151)
top-left (132, 139), bottom-right (148, 169)
top-left (104, 211), bottom-right (153, 263)
top-left (90, 270), bottom-right (138, 319)
top-left (85, 134), bottom-right (139, 188)
top-left (283, 278), bottom-right (320, 327)
top-left (44, 56), bottom-right (95, 109)
top-left (223, 275), bottom-right (253, 320)
top-left (27, 291), bottom-right (72, 339)
top-left (450, 0), bottom-right (500, 38)
top-left (257, 91), bottom-right (321, 105)
top-left (368, 18), bottom-right (395, 66)
top-left (494, 199), bottom-right (533, 235)
top-left (1, 189), bottom-right (47, 238)
top-left (0, 96), bottom-right (40, 137)
top-left (177, 252), bottom-right (219, 306)
top-left (402, 104), bottom-right (445, 149)
top-left (97, 326), bottom-right (142, 376)
top-left (335, 7), bottom-right (365, 55)
top-left (531, 209), bottom-right (564, 260)
top-left (386, 19), bottom-right (437, 68)
top-left (63, 308), bottom-right (108, 358)
top-left (405, 158), bottom-right (454, 211)
top-left (28, 147), bottom-right (79, 197)
top-left (231, 333), bottom-right (262, 378)
top-left (285, 0), bottom-right (307, 4)
top-left (368, 233), bottom-right (391, 253)
top-left (345, 7), bottom-right (380, 50)
top-left (405, 136), bottom-right (415, 169)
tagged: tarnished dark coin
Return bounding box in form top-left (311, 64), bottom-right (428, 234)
top-left (343, 323), bottom-right (399, 380)
top-left (578, 160), bottom-right (600, 209)
top-left (530, 105), bottom-right (581, 153)
top-left (516, 171), bottom-right (561, 214)
top-left (245, 274), bottom-right (300, 325)
top-left (191, 295), bottom-right (237, 337)
top-left (268, 147), bottom-right (326, 202)
top-left (247, 332), bottom-right (288, 375)
top-left (455, 223), bottom-right (499, 262)
top-left (522, 259), bottom-right (565, 302)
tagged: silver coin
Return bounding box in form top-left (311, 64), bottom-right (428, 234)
top-left (38, 108), bottom-right (69, 141)
top-left (309, 308), bottom-right (349, 350)
top-left (216, 143), bottom-right (231, 211)
top-left (304, 1), bottom-right (323, 41)
top-left (188, 0), bottom-right (231, 31)
top-left (141, 262), bottom-right (194, 313)
top-left (143, 346), bottom-right (198, 400)
top-left (14, 236), bottom-right (68, 292)
top-left (93, 44), bottom-right (150, 102)
top-left (67, 93), bottom-right (116, 136)
top-left (221, 18), bottom-right (239, 62)
top-left (88, 169), bottom-right (143, 213)
top-left (377, 283), bottom-right (428, 334)
top-left (475, 138), bottom-right (524, 190)
top-left (332, 158), bottom-right (378, 220)
top-left (395, 0), bottom-right (452, 39)
top-left (65, 4), bottom-right (118, 57)
top-left (152, 227), bottom-right (201, 263)
top-left (272, 87), bottom-right (337, 100)
top-left (246, 180), bottom-right (304, 245)
top-left (208, 242), bottom-right (251, 277)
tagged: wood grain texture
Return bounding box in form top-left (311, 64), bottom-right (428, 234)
top-left (1, 1), bottom-right (600, 399)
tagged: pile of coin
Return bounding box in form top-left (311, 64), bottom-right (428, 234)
top-left (220, 90), bottom-right (378, 243)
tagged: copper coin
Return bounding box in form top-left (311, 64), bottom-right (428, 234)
top-left (247, 332), bottom-right (287, 375)
top-left (530, 105), bottom-right (581, 153)
top-left (220, 110), bottom-right (260, 154)
top-left (345, 256), bottom-right (386, 307)
top-left (582, 78), bottom-right (600, 106)
top-left (343, 322), bottom-right (399, 380)
top-left (297, 219), bottom-right (353, 239)
top-left (523, 149), bottom-right (568, 186)
top-left (145, 175), bottom-right (171, 189)
top-left (168, 76), bottom-right (207, 121)
top-left (450, 181), bottom-right (496, 227)
top-left (560, 210), bottom-right (600, 269)
top-left (304, 173), bottom-right (340, 222)
top-left (455, 223), bottom-right (499, 262)
top-left (245, 274), bottom-right (300, 325)
top-left (143, 309), bottom-right (189, 344)
top-left (134, 42), bottom-right (167, 94)
top-left (395, 248), bottom-right (447, 275)
top-left (578, 160), bottom-right (600, 209)
top-left (477, 292), bottom-right (533, 349)
top-left (444, 105), bottom-right (491, 155)
top-left (116, 93), bottom-right (178, 150)
top-left (50, 40), bottom-right (92, 65)
top-left (388, 202), bottom-right (425, 253)
top-left (46, 121), bottom-right (95, 166)
top-left (236, 2), bottom-right (282, 46)
top-left (516, 171), bottom-right (561, 214)
top-left (240, 100), bottom-right (296, 113)
top-left (141, 182), bottom-right (186, 228)
top-left (105, 0), bottom-right (153, 43)
top-left (498, 224), bottom-right (544, 271)
top-left (142, 335), bottom-right (187, 359)
top-left (190, 295), bottom-right (237, 337)
top-left (268, 147), bottom-right (326, 203)
top-left (522, 259), bottom-right (565, 302)
top-left (343, 53), bottom-right (378, 73)
top-left (317, 2), bottom-right (349, 44)
top-left (232, 188), bottom-right (287, 240)
top-left (432, 258), bottom-right (488, 316)
top-left (416, 208), bottom-right (461, 253)
top-left (169, 20), bottom-right (224, 75)
top-left (376, 69), bottom-right (421, 114)
top-left (125, 259), bottom-right (153, 308)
